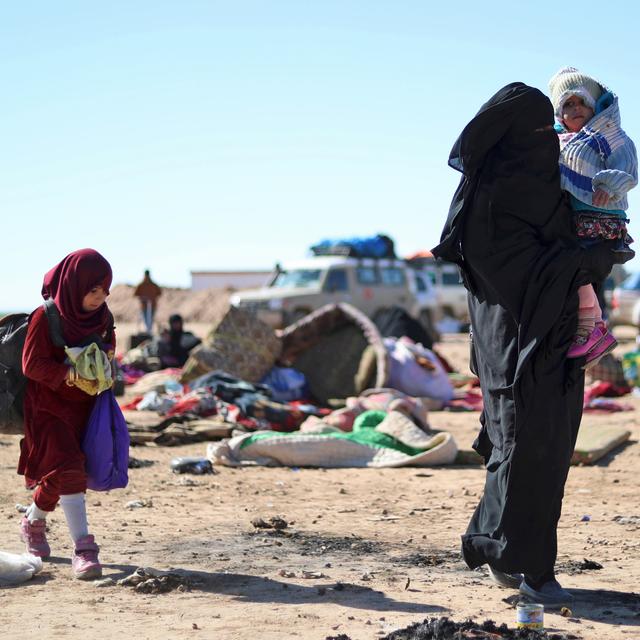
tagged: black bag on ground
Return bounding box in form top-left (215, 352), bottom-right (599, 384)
top-left (373, 306), bottom-right (435, 350)
top-left (129, 332), bottom-right (152, 350)
top-left (0, 300), bottom-right (65, 434)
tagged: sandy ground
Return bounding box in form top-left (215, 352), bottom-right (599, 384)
top-left (1, 325), bottom-right (639, 639)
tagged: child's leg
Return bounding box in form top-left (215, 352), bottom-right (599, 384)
top-left (576, 284), bottom-right (598, 335)
top-left (20, 484), bottom-right (57, 557)
top-left (26, 502), bottom-right (49, 522)
top-left (49, 472), bottom-right (101, 580)
top-left (32, 467), bottom-right (85, 514)
top-left (67, 495), bottom-right (102, 579)
top-left (593, 292), bottom-right (603, 325)
top-left (60, 493), bottom-right (89, 543)
top-left (568, 284), bottom-right (608, 359)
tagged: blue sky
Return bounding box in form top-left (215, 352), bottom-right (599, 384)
top-left (2, 1), bottom-right (639, 310)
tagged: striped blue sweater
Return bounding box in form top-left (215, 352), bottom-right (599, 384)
top-left (557, 94), bottom-right (638, 213)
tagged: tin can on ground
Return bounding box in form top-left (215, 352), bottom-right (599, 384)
top-left (516, 602), bottom-right (544, 629)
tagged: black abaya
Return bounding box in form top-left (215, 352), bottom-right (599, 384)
top-left (433, 84), bottom-right (617, 576)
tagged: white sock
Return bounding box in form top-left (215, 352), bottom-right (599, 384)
top-left (27, 503), bottom-right (48, 522)
top-left (59, 493), bottom-right (89, 543)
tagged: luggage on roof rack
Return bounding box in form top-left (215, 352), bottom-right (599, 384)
top-left (310, 234), bottom-right (395, 259)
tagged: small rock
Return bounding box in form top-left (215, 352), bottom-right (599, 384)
top-left (278, 569), bottom-right (296, 578)
top-left (251, 515), bottom-right (288, 530)
top-left (302, 571), bottom-right (326, 579)
top-left (613, 515), bottom-right (640, 525)
top-left (176, 477), bottom-right (200, 487)
top-left (93, 577), bottom-right (115, 588)
top-left (126, 499), bottom-right (153, 509)
top-left (269, 516), bottom-right (288, 530)
top-left (128, 457), bottom-right (155, 469)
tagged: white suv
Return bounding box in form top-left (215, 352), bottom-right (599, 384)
top-left (229, 256), bottom-right (425, 329)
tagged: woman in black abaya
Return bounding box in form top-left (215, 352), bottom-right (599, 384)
top-left (432, 83), bottom-right (619, 605)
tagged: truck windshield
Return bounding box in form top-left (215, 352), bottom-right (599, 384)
top-left (272, 269), bottom-right (322, 288)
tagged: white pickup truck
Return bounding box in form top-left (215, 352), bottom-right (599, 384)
top-left (406, 256), bottom-right (469, 326)
top-left (229, 256), bottom-right (436, 331)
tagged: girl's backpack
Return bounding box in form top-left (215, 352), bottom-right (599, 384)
top-left (0, 300), bottom-right (65, 434)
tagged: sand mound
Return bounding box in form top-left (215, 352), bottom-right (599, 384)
top-left (108, 284), bottom-right (231, 325)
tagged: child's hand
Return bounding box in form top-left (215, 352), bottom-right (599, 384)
top-left (73, 377), bottom-right (100, 396)
top-left (593, 188), bottom-right (611, 207)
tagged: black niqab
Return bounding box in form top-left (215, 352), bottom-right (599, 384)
top-left (433, 83), bottom-right (616, 576)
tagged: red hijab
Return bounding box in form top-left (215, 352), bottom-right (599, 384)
top-left (41, 249), bottom-right (113, 346)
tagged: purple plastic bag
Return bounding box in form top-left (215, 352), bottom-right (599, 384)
top-left (81, 390), bottom-right (130, 491)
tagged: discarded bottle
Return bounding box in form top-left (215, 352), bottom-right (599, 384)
top-left (170, 457), bottom-right (214, 475)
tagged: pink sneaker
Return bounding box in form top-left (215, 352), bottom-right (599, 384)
top-left (584, 330), bottom-right (618, 370)
top-left (72, 535), bottom-right (102, 580)
top-left (19, 517), bottom-right (51, 558)
top-left (567, 325), bottom-right (607, 358)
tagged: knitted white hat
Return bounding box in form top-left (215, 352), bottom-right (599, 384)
top-left (548, 66), bottom-right (603, 117)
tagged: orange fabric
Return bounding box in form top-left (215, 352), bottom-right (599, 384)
top-left (133, 278), bottom-right (162, 311)
top-left (134, 279), bottom-right (162, 302)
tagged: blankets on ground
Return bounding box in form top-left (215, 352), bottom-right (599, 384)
top-left (118, 363), bottom-right (147, 385)
top-left (321, 388), bottom-right (429, 432)
top-left (622, 350), bottom-right (640, 388)
top-left (207, 409), bottom-right (457, 468)
top-left (384, 337), bottom-right (454, 402)
top-left (278, 303), bottom-right (389, 403)
top-left (587, 353), bottom-right (628, 388)
top-left (121, 370), bottom-right (326, 433)
top-left (181, 306), bottom-right (281, 383)
top-left (128, 369), bottom-right (183, 395)
top-left (260, 366), bottom-right (308, 402)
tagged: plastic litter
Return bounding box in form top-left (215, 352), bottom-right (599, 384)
top-left (170, 457), bottom-right (214, 475)
top-left (0, 551), bottom-right (43, 585)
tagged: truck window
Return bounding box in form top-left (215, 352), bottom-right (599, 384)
top-left (273, 269), bottom-right (322, 288)
top-left (324, 269), bottom-right (349, 292)
top-left (357, 266), bottom-right (379, 285)
top-left (441, 270), bottom-right (462, 286)
top-left (415, 275), bottom-right (427, 292)
top-left (380, 267), bottom-right (406, 286)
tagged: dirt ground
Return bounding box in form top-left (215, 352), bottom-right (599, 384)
top-left (1, 324), bottom-right (639, 640)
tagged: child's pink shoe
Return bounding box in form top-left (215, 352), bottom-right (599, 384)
top-left (584, 330), bottom-right (618, 370)
top-left (72, 534), bottom-right (102, 580)
top-left (567, 325), bottom-right (607, 358)
top-left (19, 517), bottom-right (51, 558)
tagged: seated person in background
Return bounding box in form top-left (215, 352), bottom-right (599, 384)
top-left (158, 314), bottom-right (201, 368)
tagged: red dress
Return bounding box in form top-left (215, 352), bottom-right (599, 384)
top-left (18, 306), bottom-right (114, 510)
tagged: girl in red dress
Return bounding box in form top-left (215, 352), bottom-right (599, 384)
top-left (18, 249), bottom-right (115, 580)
